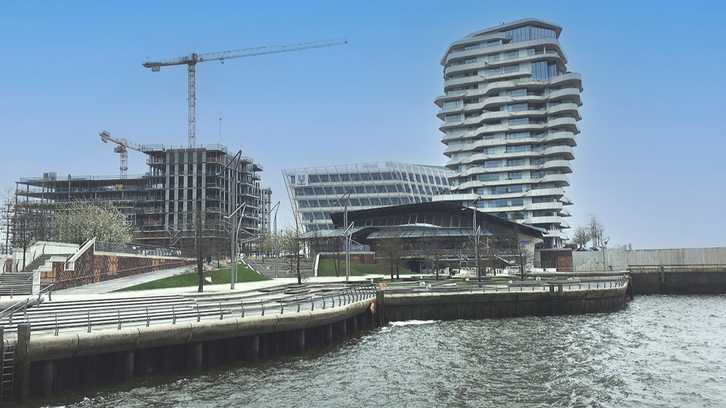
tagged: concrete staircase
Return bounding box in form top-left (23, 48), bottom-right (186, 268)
top-left (246, 257), bottom-right (314, 279)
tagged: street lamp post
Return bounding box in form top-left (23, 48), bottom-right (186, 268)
top-left (268, 201), bottom-right (280, 278)
top-left (335, 192), bottom-right (351, 282)
top-left (225, 202), bottom-right (246, 290)
top-left (223, 150), bottom-right (242, 290)
top-left (471, 196), bottom-right (483, 282)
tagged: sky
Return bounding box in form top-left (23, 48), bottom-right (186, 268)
top-left (1, 1), bottom-right (725, 249)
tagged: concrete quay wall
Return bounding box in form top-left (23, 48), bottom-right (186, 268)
top-left (380, 286), bottom-right (629, 322)
top-left (630, 271), bottom-right (726, 294)
top-left (15, 299), bottom-right (375, 401)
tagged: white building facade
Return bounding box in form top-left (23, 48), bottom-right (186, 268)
top-left (434, 18), bottom-right (582, 248)
top-left (283, 162), bottom-right (452, 232)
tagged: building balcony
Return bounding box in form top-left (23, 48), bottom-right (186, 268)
top-left (443, 38), bottom-right (563, 65)
top-left (527, 187), bottom-right (565, 197)
top-left (435, 72), bottom-right (582, 107)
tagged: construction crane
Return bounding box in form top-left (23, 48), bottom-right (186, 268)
top-left (142, 39), bottom-right (348, 147)
top-left (99, 130), bottom-right (144, 179)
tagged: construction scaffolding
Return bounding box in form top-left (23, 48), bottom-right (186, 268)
top-left (14, 144), bottom-right (267, 256)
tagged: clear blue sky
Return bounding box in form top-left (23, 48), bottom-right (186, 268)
top-left (1, 1), bottom-right (724, 249)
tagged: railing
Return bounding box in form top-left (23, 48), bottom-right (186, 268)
top-left (95, 241), bottom-right (183, 258)
top-left (0, 284), bottom-right (377, 337)
top-left (627, 264), bottom-right (726, 273)
top-left (383, 277), bottom-right (628, 295)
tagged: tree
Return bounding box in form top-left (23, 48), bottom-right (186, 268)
top-left (377, 238), bottom-right (402, 280)
top-left (52, 201), bottom-right (133, 245)
top-left (572, 225), bottom-right (591, 250)
top-left (587, 215), bottom-right (608, 249)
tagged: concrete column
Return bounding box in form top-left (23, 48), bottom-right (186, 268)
top-left (325, 324), bottom-right (333, 345)
top-left (82, 355), bottom-right (98, 387)
top-left (187, 343), bottom-right (203, 370)
top-left (15, 323), bottom-right (30, 401)
top-left (40, 360), bottom-right (54, 397)
top-left (351, 316), bottom-right (358, 333)
top-left (295, 330), bottom-right (306, 353)
top-left (162, 347), bottom-right (175, 372)
top-left (119, 351), bottom-right (135, 381)
top-left (376, 291), bottom-right (385, 326)
top-left (338, 320), bottom-right (347, 338)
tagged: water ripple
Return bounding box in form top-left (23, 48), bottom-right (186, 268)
top-left (49, 295), bottom-right (726, 408)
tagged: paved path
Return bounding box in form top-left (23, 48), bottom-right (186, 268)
top-left (55, 265), bottom-right (195, 296)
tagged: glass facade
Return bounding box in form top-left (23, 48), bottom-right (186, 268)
top-left (284, 162), bottom-right (452, 232)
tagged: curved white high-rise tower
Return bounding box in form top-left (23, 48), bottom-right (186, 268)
top-left (434, 18), bottom-right (582, 248)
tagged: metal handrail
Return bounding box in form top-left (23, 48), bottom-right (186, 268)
top-left (0, 284), bottom-right (378, 336)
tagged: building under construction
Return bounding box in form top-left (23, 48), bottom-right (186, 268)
top-left (13, 144), bottom-right (266, 255)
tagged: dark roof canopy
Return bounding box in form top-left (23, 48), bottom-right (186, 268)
top-left (330, 201), bottom-right (543, 238)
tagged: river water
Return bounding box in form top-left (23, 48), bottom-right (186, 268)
top-left (55, 295), bottom-right (726, 408)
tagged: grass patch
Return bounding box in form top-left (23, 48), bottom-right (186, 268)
top-left (118, 264), bottom-right (267, 291)
top-left (317, 258), bottom-right (414, 277)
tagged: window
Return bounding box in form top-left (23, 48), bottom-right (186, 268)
top-left (505, 103), bottom-right (528, 112)
top-left (340, 173), bottom-right (350, 182)
top-left (484, 160), bottom-right (503, 168)
top-left (509, 88), bottom-right (527, 97)
top-left (511, 198), bottom-right (524, 206)
top-left (443, 100), bottom-right (461, 110)
top-left (445, 114), bottom-right (463, 123)
top-left (509, 118), bottom-right (529, 126)
top-left (508, 172), bottom-right (523, 179)
top-left (308, 175), bottom-right (320, 183)
top-left (478, 173), bottom-right (499, 182)
top-left (350, 173), bottom-right (361, 181)
top-left (319, 174), bottom-right (330, 183)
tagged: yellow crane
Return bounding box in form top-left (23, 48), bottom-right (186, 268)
top-left (142, 39), bottom-right (348, 147)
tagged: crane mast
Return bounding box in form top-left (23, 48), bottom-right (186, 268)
top-left (142, 39), bottom-right (347, 147)
top-left (99, 130), bottom-right (143, 179)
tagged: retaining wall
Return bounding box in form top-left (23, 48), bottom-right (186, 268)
top-left (573, 247), bottom-right (726, 272)
top-left (46, 245), bottom-right (193, 290)
top-left (380, 286), bottom-right (629, 322)
top-left (630, 270), bottom-right (726, 294)
top-left (13, 299), bottom-right (375, 401)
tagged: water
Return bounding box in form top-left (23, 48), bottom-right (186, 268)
top-left (53, 296), bottom-right (726, 408)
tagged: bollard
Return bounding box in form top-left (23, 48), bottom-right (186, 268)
top-left (280, 304), bottom-right (284, 315)
top-left (87, 311), bottom-right (92, 333)
top-left (196, 304), bottom-right (201, 322)
top-left (55, 313), bottom-right (59, 336)
top-left (261, 302), bottom-right (265, 316)
top-left (241, 301), bottom-right (245, 318)
top-left (323, 298), bottom-right (326, 309)
top-left (172, 305), bottom-right (177, 324)
top-left (297, 302), bottom-right (301, 313)
top-left (219, 302), bottom-right (224, 320)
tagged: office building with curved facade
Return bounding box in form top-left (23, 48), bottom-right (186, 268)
top-left (433, 18), bottom-right (582, 248)
top-left (283, 162), bottom-right (452, 232)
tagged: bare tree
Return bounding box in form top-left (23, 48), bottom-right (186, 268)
top-left (378, 238), bottom-right (402, 280)
top-left (572, 225), bottom-right (590, 250)
top-left (587, 215), bottom-right (608, 249)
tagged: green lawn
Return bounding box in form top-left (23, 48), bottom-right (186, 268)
top-left (117, 264), bottom-right (267, 291)
top-left (317, 258), bottom-right (414, 277)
